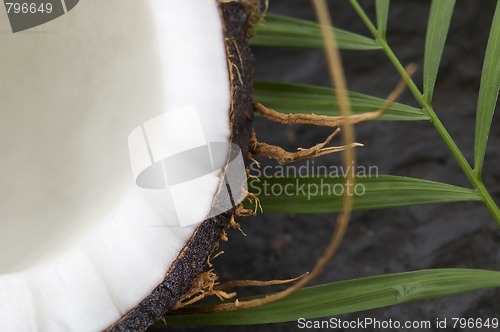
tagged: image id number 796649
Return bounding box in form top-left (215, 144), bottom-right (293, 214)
top-left (452, 317), bottom-right (499, 329)
top-left (5, 2), bottom-right (53, 14)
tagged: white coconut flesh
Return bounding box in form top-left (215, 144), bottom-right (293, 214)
top-left (0, 0), bottom-right (230, 330)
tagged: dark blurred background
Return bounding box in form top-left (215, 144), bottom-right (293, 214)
top-left (153, 1), bottom-right (500, 331)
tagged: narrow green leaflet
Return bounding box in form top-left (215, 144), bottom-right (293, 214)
top-left (250, 14), bottom-right (380, 50)
top-left (474, 1), bottom-right (500, 177)
top-left (166, 269), bottom-right (500, 325)
top-left (254, 81), bottom-right (427, 121)
top-left (375, 0), bottom-right (391, 39)
top-left (423, 0), bottom-right (456, 103)
top-left (247, 175), bottom-right (480, 214)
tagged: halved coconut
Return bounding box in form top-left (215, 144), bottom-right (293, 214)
top-left (0, 1), bottom-right (253, 331)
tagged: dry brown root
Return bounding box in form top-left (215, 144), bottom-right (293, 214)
top-left (229, 215), bottom-right (247, 236)
top-left (253, 63), bottom-right (416, 129)
top-left (171, 272), bottom-right (307, 313)
top-left (254, 102), bottom-right (386, 127)
top-left (251, 63), bottom-right (416, 164)
top-left (251, 127), bottom-right (363, 165)
top-left (219, 229), bottom-right (229, 242)
top-left (235, 191), bottom-right (262, 216)
top-left (171, 270), bottom-right (236, 310)
top-left (207, 250), bottom-right (224, 268)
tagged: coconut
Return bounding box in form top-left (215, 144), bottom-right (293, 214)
top-left (0, 1), bottom-right (254, 331)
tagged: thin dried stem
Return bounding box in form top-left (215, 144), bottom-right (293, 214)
top-left (254, 102), bottom-right (375, 126)
top-left (214, 273), bottom-right (307, 291)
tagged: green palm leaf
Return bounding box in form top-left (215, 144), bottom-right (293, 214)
top-left (250, 14), bottom-right (380, 50)
top-left (375, 0), bottom-right (391, 39)
top-left (423, 0), bottom-right (456, 103)
top-left (248, 175), bottom-right (480, 213)
top-left (474, 1), bottom-right (500, 177)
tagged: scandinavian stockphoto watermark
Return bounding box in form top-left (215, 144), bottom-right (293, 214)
top-left (2, 0), bottom-right (79, 32)
top-left (249, 160), bottom-right (379, 200)
top-left (128, 105), bottom-right (247, 227)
